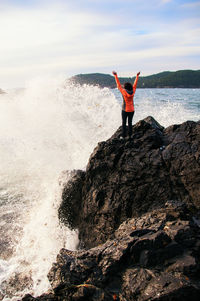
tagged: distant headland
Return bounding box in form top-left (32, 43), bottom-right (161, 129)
top-left (70, 70), bottom-right (200, 88)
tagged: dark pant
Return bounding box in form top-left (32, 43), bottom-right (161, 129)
top-left (122, 110), bottom-right (134, 138)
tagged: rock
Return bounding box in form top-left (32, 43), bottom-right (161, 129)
top-left (25, 204), bottom-right (200, 300)
top-left (58, 170), bottom-right (85, 230)
top-left (59, 117), bottom-right (200, 248)
top-left (22, 117), bottom-right (200, 300)
top-left (21, 293), bottom-right (56, 301)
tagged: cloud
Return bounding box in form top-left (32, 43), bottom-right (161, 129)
top-left (0, 0), bottom-right (200, 88)
top-left (0, 6), bottom-right (112, 52)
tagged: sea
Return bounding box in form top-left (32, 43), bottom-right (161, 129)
top-left (0, 77), bottom-right (199, 300)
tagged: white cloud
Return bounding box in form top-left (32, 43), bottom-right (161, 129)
top-left (0, 7), bottom-right (112, 53)
top-left (0, 1), bottom-right (199, 88)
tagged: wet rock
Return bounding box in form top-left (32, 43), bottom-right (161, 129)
top-left (22, 293), bottom-right (56, 301)
top-left (60, 117), bottom-right (200, 248)
top-left (122, 268), bottom-right (200, 301)
top-left (22, 117), bottom-right (200, 301)
top-left (58, 170), bottom-right (85, 230)
top-left (26, 205), bottom-right (200, 300)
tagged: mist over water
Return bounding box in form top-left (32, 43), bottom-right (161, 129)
top-left (0, 78), bottom-right (199, 300)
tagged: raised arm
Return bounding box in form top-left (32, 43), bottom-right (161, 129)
top-left (133, 72), bottom-right (140, 93)
top-left (112, 71), bottom-right (123, 93)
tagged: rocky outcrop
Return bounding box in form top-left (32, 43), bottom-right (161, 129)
top-left (59, 117), bottom-right (200, 249)
top-left (23, 201), bottom-right (200, 301)
top-left (22, 117), bottom-right (200, 301)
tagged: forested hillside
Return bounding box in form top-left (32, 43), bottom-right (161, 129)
top-left (70, 70), bottom-right (200, 88)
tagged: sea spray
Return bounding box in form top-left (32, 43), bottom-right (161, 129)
top-left (0, 77), bottom-right (121, 300)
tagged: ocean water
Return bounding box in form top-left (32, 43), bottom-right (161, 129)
top-left (113, 88), bottom-right (200, 126)
top-left (0, 78), bottom-right (199, 300)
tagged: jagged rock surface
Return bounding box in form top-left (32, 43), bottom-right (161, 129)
top-left (22, 117), bottom-right (200, 301)
top-left (23, 202), bottom-right (200, 301)
top-left (59, 116), bottom-right (200, 248)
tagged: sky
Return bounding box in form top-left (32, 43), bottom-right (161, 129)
top-left (0, 0), bottom-right (200, 88)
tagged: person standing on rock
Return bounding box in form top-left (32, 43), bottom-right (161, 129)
top-left (112, 71), bottom-right (140, 139)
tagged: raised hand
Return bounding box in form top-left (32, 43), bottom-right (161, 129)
top-left (137, 72), bottom-right (141, 76)
top-left (112, 71), bottom-right (117, 76)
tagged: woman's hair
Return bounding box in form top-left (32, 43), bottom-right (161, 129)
top-left (124, 82), bottom-right (133, 91)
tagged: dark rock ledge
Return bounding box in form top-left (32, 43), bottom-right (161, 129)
top-left (23, 117), bottom-right (200, 301)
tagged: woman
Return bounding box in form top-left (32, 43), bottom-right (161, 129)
top-left (113, 71), bottom-right (140, 139)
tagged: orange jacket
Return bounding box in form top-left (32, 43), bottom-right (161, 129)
top-left (114, 73), bottom-right (139, 112)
